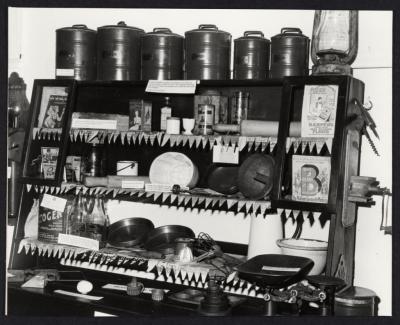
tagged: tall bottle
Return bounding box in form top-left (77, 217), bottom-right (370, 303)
top-left (67, 192), bottom-right (87, 236)
top-left (85, 195), bottom-right (109, 246)
top-left (160, 96), bottom-right (172, 131)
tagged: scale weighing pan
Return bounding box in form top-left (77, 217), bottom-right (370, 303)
top-left (235, 254), bottom-right (314, 288)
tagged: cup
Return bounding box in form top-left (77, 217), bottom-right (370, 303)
top-left (182, 118), bottom-right (195, 135)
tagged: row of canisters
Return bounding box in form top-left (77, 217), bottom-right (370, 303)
top-left (55, 22), bottom-right (310, 81)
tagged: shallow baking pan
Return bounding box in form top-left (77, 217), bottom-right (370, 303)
top-left (107, 218), bottom-right (155, 248)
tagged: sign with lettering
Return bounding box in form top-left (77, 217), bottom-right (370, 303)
top-left (301, 85), bottom-right (338, 138)
top-left (292, 155), bottom-right (331, 203)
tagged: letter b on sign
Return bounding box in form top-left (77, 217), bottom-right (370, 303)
top-left (300, 164), bottom-right (321, 196)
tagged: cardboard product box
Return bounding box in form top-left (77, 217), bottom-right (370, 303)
top-left (38, 195), bottom-right (74, 244)
top-left (65, 156), bottom-right (84, 182)
top-left (129, 99), bottom-right (152, 132)
top-left (71, 112), bottom-right (129, 131)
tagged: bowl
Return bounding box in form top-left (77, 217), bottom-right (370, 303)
top-left (276, 238), bottom-right (328, 275)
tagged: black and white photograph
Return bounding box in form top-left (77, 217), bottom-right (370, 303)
top-left (4, 2), bottom-right (396, 322)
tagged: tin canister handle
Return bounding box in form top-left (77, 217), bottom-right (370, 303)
top-left (72, 24), bottom-right (88, 29)
top-left (153, 28), bottom-right (172, 33)
top-left (281, 27), bottom-right (303, 35)
top-left (244, 31), bottom-right (264, 38)
top-left (117, 21), bottom-right (127, 26)
top-left (199, 24), bottom-right (218, 30)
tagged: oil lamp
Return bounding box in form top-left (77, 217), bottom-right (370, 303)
top-left (311, 10), bottom-right (358, 75)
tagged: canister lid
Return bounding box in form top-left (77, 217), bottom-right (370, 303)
top-left (98, 21), bottom-right (144, 33)
top-left (235, 31), bottom-right (270, 42)
top-left (56, 24), bottom-right (96, 33)
top-left (186, 24), bottom-right (231, 37)
top-left (145, 28), bottom-right (183, 38)
top-left (272, 27), bottom-right (309, 39)
top-left (335, 286), bottom-right (379, 306)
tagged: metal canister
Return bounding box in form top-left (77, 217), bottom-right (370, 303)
top-left (55, 24), bottom-right (97, 80)
top-left (335, 286), bottom-right (380, 316)
top-left (233, 31), bottom-right (270, 80)
top-left (197, 104), bottom-right (215, 135)
top-left (185, 24), bottom-right (231, 80)
top-left (141, 28), bottom-right (184, 80)
top-left (97, 21), bottom-right (144, 80)
top-left (270, 27), bottom-right (310, 78)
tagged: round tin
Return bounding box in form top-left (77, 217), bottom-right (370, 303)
top-left (116, 160), bottom-right (138, 176)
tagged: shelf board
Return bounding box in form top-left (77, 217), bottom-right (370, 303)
top-left (17, 238), bottom-right (264, 299)
top-left (27, 182), bottom-right (273, 216)
top-left (33, 127), bottom-right (278, 152)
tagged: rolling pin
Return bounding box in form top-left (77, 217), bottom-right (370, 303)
top-left (82, 176), bottom-right (150, 188)
top-left (213, 120), bottom-right (301, 137)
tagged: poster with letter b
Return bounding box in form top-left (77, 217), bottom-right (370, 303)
top-left (292, 155), bottom-right (331, 204)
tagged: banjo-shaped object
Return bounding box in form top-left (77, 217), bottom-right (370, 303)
top-left (238, 154), bottom-right (275, 199)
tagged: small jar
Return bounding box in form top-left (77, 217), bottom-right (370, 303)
top-left (166, 117), bottom-right (180, 134)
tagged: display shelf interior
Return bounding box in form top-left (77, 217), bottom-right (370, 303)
top-left (32, 127), bottom-right (334, 155)
top-left (17, 238), bottom-right (265, 299)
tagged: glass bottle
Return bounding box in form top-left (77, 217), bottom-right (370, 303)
top-left (67, 192), bottom-right (87, 236)
top-left (230, 91), bottom-right (249, 125)
top-left (160, 97), bottom-right (172, 131)
top-left (85, 195), bottom-right (109, 246)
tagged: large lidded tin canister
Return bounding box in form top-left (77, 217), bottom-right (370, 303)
top-left (185, 24), bottom-right (231, 80)
top-left (270, 27), bottom-right (310, 78)
top-left (97, 21), bottom-right (144, 80)
top-left (141, 28), bottom-right (184, 80)
top-left (335, 286), bottom-right (380, 316)
top-left (55, 24), bottom-right (97, 80)
top-left (233, 31), bottom-right (270, 80)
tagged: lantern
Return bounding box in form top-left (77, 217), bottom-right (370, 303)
top-left (311, 10), bottom-right (358, 75)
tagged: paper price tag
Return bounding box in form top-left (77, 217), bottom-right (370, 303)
top-left (71, 118), bottom-right (117, 130)
top-left (121, 180), bottom-right (145, 189)
top-left (145, 80), bottom-right (197, 94)
top-left (40, 194), bottom-right (67, 213)
top-left (56, 68), bottom-right (74, 77)
top-left (58, 233), bottom-right (99, 251)
top-left (212, 145), bottom-right (239, 164)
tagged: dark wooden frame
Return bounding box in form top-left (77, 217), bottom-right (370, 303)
top-left (20, 79), bottom-right (76, 186)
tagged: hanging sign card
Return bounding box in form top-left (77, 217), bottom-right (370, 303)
top-left (292, 155), bottom-right (331, 204)
top-left (145, 80), bottom-right (198, 94)
top-left (301, 85), bottom-right (339, 138)
top-left (212, 145), bottom-right (239, 164)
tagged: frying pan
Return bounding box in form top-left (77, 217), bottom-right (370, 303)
top-left (107, 218), bottom-right (155, 248)
top-left (144, 225), bottom-right (196, 255)
top-left (238, 154), bottom-right (275, 200)
top-left (235, 254), bottom-right (314, 288)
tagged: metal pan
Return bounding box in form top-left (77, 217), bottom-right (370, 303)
top-left (235, 254), bottom-right (314, 288)
top-left (107, 218), bottom-right (155, 248)
top-left (144, 225), bottom-right (196, 255)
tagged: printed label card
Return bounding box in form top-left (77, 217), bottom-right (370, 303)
top-left (301, 85), bottom-right (339, 138)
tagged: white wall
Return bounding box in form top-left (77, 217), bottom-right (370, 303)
top-left (7, 8), bottom-right (392, 315)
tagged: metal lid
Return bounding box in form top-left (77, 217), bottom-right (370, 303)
top-left (186, 24), bottom-right (230, 36)
top-left (167, 117), bottom-right (180, 120)
top-left (235, 31), bottom-right (270, 42)
top-left (98, 21), bottom-right (144, 32)
top-left (272, 27), bottom-right (308, 39)
top-left (145, 27), bottom-right (183, 38)
top-left (56, 24), bottom-right (96, 33)
top-left (198, 89), bottom-right (222, 96)
top-left (335, 286), bottom-right (378, 305)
